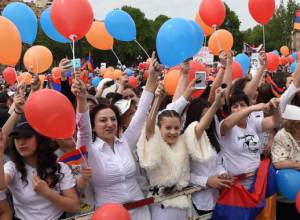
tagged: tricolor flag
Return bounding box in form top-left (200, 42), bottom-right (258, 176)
top-left (212, 159), bottom-right (276, 220)
top-left (58, 146), bottom-right (88, 166)
top-left (294, 10), bottom-right (300, 30)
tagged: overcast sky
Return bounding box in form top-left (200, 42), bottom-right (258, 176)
top-left (89, 0), bottom-right (282, 30)
top-left (23, 0), bottom-right (284, 30)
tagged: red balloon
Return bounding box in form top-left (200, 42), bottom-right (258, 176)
top-left (3, 67), bottom-right (16, 85)
top-left (296, 191), bottom-right (300, 214)
top-left (279, 56), bottom-right (287, 65)
top-left (51, 0), bottom-right (93, 40)
top-left (128, 76), bottom-right (138, 88)
top-left (24, 89), bottom-right (76, 139)
top-left (287, 55), bottom-right (294, 64)
top-left (92, 204), bottom-right (131, 220)
top-left (199, 0), bottom-right (226, 27)
top-left (266, 52), bottom-right (280, 72)
top-left (232, 61), bottom-right (243, 80)
top-left (248, 0), bottom-right (275, 25)
top-left (188, 61), bottom-right (207, 98)
top-left (143, 70), bottom-right (149, 81)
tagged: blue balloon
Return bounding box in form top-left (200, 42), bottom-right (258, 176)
top-left (124, 68), bottom-right (133, 76)
top-left (156, 18), bottom-right (195, 67)
top-left (272, 50), bottom-right (280, 56)
top-left (66, 71), bottom-right (72, 78)
top-left (92, 77), bottom-right (101, 87)
top-left (290, 62), bottom-right (297, 73)
top-left (189, 20), bottom-right (204, 57)
top-left (2, 2), bottom-right (38, 44)
top-left (88, 72), bottom-right (94, 78)
top-left (277, 169), bottom-right (300, 201)
top-left (235, 53), bottom-right (250, 76)
top-left (292, 52), bottom-right (297, 61)
top-left (40, 8), bottom-right (70, 43)
top-left (105, 10), bottom-right (136, 42)
top-left (52, 82), bottom-right (61, 92)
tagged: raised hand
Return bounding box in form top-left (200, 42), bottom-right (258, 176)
top-left (71, 78), bottom-right (87, 99)
top-left (14, 82), bottom-right (26, 114)
top-left (59, 58), bottom-right (71, 81)
top-left (219, 50), bottom-right (228, 67)
top-left (215, 87), bottom-right (226, 107)
top-left (258, 51), bottom-right (267, 66)
top-left (30, 74), bottom-right (41, 92)
top-left (180, 60), bottom-right (190, 74)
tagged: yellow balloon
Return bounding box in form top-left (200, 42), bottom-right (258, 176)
top-left (0, 16), bottom-right (22, 66)
top-left (23, 46), bottom-right (53, 74)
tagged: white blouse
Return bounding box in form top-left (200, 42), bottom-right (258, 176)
top-left (76, 90), bottom-right (154, 219)
top-left (190, 148), bottom-right (226, 211)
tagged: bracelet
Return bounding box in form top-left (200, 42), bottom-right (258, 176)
top-left (14, 109), bottom-right (23, 115)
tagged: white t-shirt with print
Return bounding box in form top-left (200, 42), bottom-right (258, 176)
top-left (4, 161), bottom-right (75, 220)
top-left (218, 116), bottom-right (263, 176)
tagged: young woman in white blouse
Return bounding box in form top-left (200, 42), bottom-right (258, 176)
top-left (0, 87), bottom-right (79, 220)
top-left (136, 83), bottom-right (224, 220)
top-left (73, 53), bottom-right (162, 220)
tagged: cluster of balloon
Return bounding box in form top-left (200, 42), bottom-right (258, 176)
top-left (23, 45), bottom-right (53, 74)
top-left (156, 18), bottom-right (204, 67)
top-left (3, 67), bottom-right (17, 85)
top-left (272, 50), bottom-right (280, 56)
top-left (266, 52), bottom-right (279, 72)
top-left (50, 0), bottom-right (93, 41)
top-left (24, 89), bottom-right (76, 139)
top-left (105, 10), bottom-right (136, 42)
top-left (287, 55), bottom-right (294, 64)
top-left (279, 56), bottom-right (287, 65)
top-left (40, 8), bottom-right (70, 43)
top-left (92, 204), bottom-right (131, 220)
top-left (195, 13), bottom-right (213, 37)
top-left (18, 72), bottom-right (32, 85)
top-left (235, 53), bottom-right (250, 76)
top-left (277, 169), bottom-right (300, 201)
top-left (248, 0), bottom-right (275, 25)
top-left (2, 2), bottom-right (38, 44)
top-left (0, 16), bottom-right (22, 66)
top-left (86, 21), bottom-right (114, 50)
top-left (208, 29), bottom-right (234, 56)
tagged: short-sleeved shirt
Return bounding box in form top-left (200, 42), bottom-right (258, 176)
top-left (218, 116), bottom-right (263, 176)
top-left (4, 161), bottom-right (75, 220)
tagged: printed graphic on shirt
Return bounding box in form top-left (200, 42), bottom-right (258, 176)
top-left (238, 134), bottom-right (260, 154)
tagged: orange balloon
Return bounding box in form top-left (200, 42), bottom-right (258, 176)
top-left (114, 69), bottom-right (123, 80)
top-left (164, 69), bottom-right (181, 95)
top-left (195, 13), bottom-right (214, 37)
top-left (208, 29), bottom-right (234, 55)
top-left (0, 16), bottom-right (22, 66)
top-left (107, 66), bottom-right (114, 72)
top-left (103, 70), bottom-right (114, 79)
top-left (86, 21), bottom-right (114, 50)
top-left (17, 72), bottom-right (32, 85)
top-left (23, 45), bottom-right (53, 74)
top-left (280, 46), bottom-right (289, 57)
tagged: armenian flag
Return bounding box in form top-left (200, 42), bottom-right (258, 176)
top-left (58, 146), bottom-right (88, 166)
top-left (294, 10), bottom-right (300, 30)
top-left (82, 51), bottom-right (94, 72)
top-left (212, 159), bottom-right (276, 220)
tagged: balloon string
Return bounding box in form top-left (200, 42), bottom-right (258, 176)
top-left (71, 37), bottom-right (76, 74)
top-left (262, 25), bottom-right (266, 50)
top-left (204, 36), bottom-right (207, 47)
top-left (135, 40), bottom-right (150, 58)
top-left (213, 27), bottom-right (222, 53)
top-left (111, 48), bottom-right (123, 67)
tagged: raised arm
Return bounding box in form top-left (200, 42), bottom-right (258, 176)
top-left (195, 88), bottom-right (225, 140)
top-left (124, 52), bottom-right (161, 148)
top-left (220, 103), bottom-right (267, 136)
top-left (222, 51), bottom-right (233, 100)
top-left (172, 61), bottom-right (190, 102)
top-left (261, 98), bottom-right (281, 132)
top-left (208, 51), bottom-right (227, 103)
top-left (244, 51), bottom-right (267, 100)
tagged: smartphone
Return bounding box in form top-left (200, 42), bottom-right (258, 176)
top-left (43, 80), bottom-right (48, 88)
top-left (195, 71), bottom-right (206, 89)
top-left (65, 58), bottom-right (81, 70)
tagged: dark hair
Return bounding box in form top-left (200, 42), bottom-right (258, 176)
top-left (230, 77), bottom-right (251, 96)
top-left (256, 83), bottom-right (275, 104)
top-left (8, 134), bottom-right (63, 188)
top-left (228, 92), bottom-right (250, 112)
top-left (89, 103), bottom-right (122, 141)
top-left (0, 92), bottom-right (8, 104)
top-left (157, 110), bottom-right (181, 128)
top-left (184, 97), bottom-right (221, 152)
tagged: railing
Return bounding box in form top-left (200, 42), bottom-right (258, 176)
top-left (62, 186), bottom-right (212, 220)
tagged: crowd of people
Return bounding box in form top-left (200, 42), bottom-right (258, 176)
top-left (0, 49), bottom-right (299, 220)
